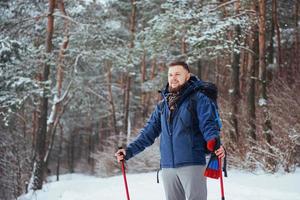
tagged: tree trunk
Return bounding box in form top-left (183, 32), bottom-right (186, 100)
top-left (68, 131), bottom-right (75, 173)
top-left (98, 119), bottom-right (104, 152)
top-left (258, 0), bottom-right (267, 100)
top-left (56, 123), bottom-right (63, 181)
top-left (141, 51), bottom-right (146, 83)
top-left (129, 0), bottom-right (136, 48)
top-left (267, 1), bottom-right (275, 81)
top-left (247, 11), bottom-right (259, 142)
top-left (268, 4), bottom-right (275, 65)
top-left (143, 58), bottom-right (157, 118)
top-left (197, 59), bottom-right (202, 79)
top-left (31, 0), bottom-right (55, 191)
top-left (295, 0), bottom-right (299, 74)
top-left (106, 62), bottom-right (118, 139)
top-left (150, 58), bottom-right (156, 80)
top-left (229, 0), bottom-right (241, 143)
top-left (31, 110), bottom-right (38, 156)
top-left (272, 0), bottom-right (282, 70)
top-left (88, 128), bottom-right (95, 172)
top-left (45, 0), bottom-right (70, 168)
top-left (141, 51), bottom-right (147, 120)
top-left (258, 0), bottom-right (274, 170)
top-left (181, 35), bottom-right (187, 54)
top-left (240, 43), bottom-right (248, 93)
top-left (123, 75), bottom-right (131, 146)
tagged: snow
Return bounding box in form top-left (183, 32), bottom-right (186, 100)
top-left (68, 5), bottom-right (85, 15)
top-left (258, 98), bottom-right (267, 106)
top-left (18, 169), bottom-right (300, 200)
top-left (83, 0), bottom-right (111, 6)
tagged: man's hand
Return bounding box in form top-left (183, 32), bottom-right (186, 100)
top-left (115, 149), bottom-right (126, 163)
top-left (215, 146), bottom-right (225, 159)
top-left (207, 138), bottom-right (225, 159)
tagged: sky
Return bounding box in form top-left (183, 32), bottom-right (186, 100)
top-left (18, 168), bottom-right (300, 200)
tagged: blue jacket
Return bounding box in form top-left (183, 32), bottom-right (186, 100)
top-left (125, 76), bottom-right (220, 168)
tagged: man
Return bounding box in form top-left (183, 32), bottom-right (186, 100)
top-left (115, 61), bottom-right (225, 200)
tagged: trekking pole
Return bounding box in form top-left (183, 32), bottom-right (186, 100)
top-left (119, 152), bottom-right (130, 200)
top-left (219, 157), bottom-right (225, 200)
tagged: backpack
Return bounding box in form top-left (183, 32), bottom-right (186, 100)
top-left (189, 81), bottom-right (222, 130)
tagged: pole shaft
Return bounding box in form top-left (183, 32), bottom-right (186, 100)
top-left (121, 161), bottom-right (130, 200)
top-left (219, 158), bottom-right (225, 200)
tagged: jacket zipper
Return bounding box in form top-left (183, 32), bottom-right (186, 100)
top-left (168, 108), bottom-right (175, 167)
top-left (162, 94), bottom-right (175, 167)
top-left (169, 115), bottom-right (175, 167)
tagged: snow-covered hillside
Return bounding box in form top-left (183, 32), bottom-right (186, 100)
top-left (18, 169), bottom-right (300, 200)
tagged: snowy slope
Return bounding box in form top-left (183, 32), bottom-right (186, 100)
top-left (18, 169), bottom-right (300, 200)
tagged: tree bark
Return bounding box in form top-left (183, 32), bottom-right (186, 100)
top-left (141, 51), bottom-right (147, 119)
top-left (272, 0), bottom-right (282, 70)
top-left (229, 0), bottom-right (241, 143)
top-left (295, 0), bottom-right (300, 74)
top-left (143, 58), bottom-right (157, 118)
top-left (197, 59), bottom-right (202, 79)
top-left (247, 8), bottom-right (259, 141)
top-left (141, 51), bottom-right (146, 83)
top-left (258, 0), bottom-right (267, 101)
top-left (45, 0), bottom-right (70, 168)
top-left (106, 62), bottom-right (118, 139)
top-left (150, 58), bottom-right (156, 80)
top-left (68, 131), bottom-right (75, 173)
top-left (123, 75), bottom-right (131, 146)
top-left (181, 35), bottom-right (187, 54)
top-left (31, 110), bottom-right (38, 155)
top-left (258, 0), bottom-right (274, 170)
top-left (129, 0), bottom-right (136, 48)
top-left (88, 125), bottom-right (95, 172)
top-left (31, 0), bottom-right (55, 191)
top-left (267, 2), bottom-right (275, 82)
top-left (56, 123), bottom-right (63, 181)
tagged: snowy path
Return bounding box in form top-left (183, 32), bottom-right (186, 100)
top-left (19, 169), bottom-right (300, 200)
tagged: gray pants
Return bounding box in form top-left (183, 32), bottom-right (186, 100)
top-left (161, 165), bottom-right (207, 200)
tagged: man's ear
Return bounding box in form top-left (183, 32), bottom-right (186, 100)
top-left (186, 72), bottom-right (191, 80)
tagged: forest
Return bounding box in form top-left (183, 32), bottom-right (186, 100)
top-left (0, 0), bottom-right (299, 199)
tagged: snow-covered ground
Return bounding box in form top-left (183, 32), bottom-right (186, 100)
top-left (18, 169), bottom-right (300, 200)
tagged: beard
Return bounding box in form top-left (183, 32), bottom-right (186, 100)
top-left (168, 81), bottom-right (189, 93)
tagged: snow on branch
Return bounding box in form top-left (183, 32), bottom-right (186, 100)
top-left (209, 0), bottom-right (238, 12)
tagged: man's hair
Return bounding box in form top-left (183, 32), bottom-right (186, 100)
top-left (169, 61), bottom-right (190, 72)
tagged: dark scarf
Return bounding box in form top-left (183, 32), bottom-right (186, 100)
top-left (167, 79), bottom-right (191, 111)
top-left (167, 92), bottom-right (181, 111)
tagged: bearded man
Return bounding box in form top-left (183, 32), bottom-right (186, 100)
top-left (115, 61), bottom-right (225, 200)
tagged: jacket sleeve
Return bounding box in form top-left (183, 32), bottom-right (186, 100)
top-left (195, 93), bottom-right (220, 142)
top-left (125, 104), bottom-right (162, 160)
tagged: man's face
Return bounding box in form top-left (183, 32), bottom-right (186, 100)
top-left (168, 65), bottom-right (190, 91)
